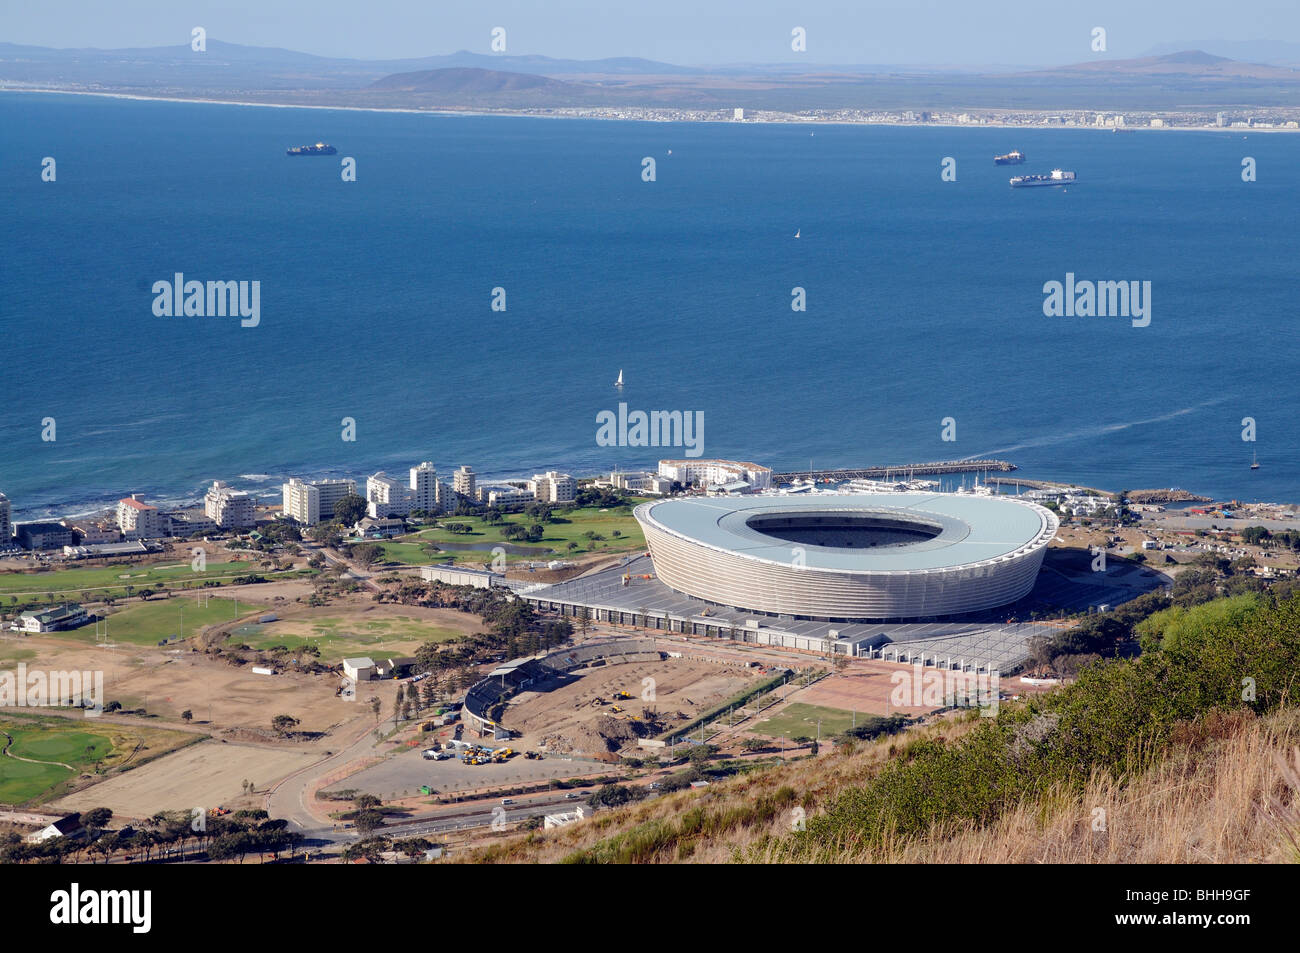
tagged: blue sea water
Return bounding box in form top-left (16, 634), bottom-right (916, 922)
top-left (1, 92), bottom-right (1296, 518)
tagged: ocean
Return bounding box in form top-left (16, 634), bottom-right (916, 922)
top-left (1, 92), bottom-right (1296, 518)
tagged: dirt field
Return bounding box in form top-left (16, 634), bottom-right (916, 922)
top-left (1, 634), bottom-right (365, 735)
top-left (55, 740), bottom-right (319, 818)
top-left (503, 657), bottom-right (762, 757)
top-left (227, 602), bottom-right (481, 662)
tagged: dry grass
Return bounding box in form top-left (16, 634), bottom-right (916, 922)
top-left (454, 708), bottom-right (1300, 864)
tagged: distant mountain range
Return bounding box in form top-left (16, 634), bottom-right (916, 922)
top-left (4, 41), bottom-right (1300, 112)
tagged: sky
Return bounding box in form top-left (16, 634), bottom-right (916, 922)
top-left (2, 0), bottom-right (1298, 66)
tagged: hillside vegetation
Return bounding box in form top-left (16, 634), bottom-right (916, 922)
top-left (459, 592), bottom-right (1300, 864)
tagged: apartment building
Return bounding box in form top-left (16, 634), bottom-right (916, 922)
top-left (453, 465), bottom-right (477, 501)
top-left (204, 480), bottom-right (256, 529)
top-left (529, 471), bottom-right (577, 504)
top-left (410, 462), bottom-right (438, 512)
top-left (367, 471), bottom-right (413, 518)
top-left (282, 478), bottom-right (358, 525)
top-left (117, 495), bottom-right (165, 539)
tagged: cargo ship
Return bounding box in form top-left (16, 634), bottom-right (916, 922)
top-left (994, 150), bottom-right (1025, 165)
top-left (286, 143), bottom-right (337, 156)
top-left (1010, 169), bottom-right (1075, 188)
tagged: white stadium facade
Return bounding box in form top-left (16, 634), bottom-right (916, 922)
top-left (633, 493), bottom-right (1059, 621)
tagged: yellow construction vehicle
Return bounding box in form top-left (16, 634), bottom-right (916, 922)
top-left (613, 690), bottom-right (632, 700)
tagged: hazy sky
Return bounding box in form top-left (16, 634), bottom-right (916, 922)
top-left (3, 0), bottom-right (1297, 65)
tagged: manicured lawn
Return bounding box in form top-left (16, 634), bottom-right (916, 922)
top-left (59, 595), bottom-right (246, 646)
top-left (752, 703), bottom-right (861, 740)
top-left (376, 503), bottom-right (649, 566)
top-left (372, 540), bottom-right (439, 565)
top-left (0, 722), bottom-right (115, 803)
top-left (0, 560), bottom-right (267, 610)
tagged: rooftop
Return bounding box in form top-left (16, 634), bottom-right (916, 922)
top-left (637, 493), bottom-right (1056, 573)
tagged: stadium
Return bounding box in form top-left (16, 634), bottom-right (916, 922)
top-left (633, 493), bottom-right (1059, 621)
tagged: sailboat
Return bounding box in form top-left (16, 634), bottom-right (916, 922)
top-left (794, 228), bottom-right (801, 239)
top-left (1251, 450), bottom-right (1260, 470)
top-left (615, 369), bottom-right (624, 388)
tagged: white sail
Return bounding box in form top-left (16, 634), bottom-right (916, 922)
top-left (615, 369), bottom-right (624, 387)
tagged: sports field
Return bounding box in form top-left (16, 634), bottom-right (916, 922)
top-left (0, 560), bottom-right (263, 607)
top-left (61, 596), bottom-right (247, 646)
top-left (751, 702), bottom-right (860, 741)
top-left (230, 612), bottom-right (464, 662)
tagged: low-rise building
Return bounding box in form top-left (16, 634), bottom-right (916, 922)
top-left (529, 471), bottom-right (577, 504)
top-left (657, 459), bottom-right (772, 491)
top-left (420, 564), bottom-right (504, 589)
top-left (63, 541), bottom-right (155, 559)
top-left (544, 805), bottom-right (589, 829)
top-left (342, 657), bottom-right (376, 682)
top-left (14, 521), bottom-right (74, 551)
top-left (481, 484), bottom-right (535, 506)
top-left (25, 814), bottom-right (85, 843)
top-left (64, 520), bottom-right (120, 545)
top-left (608, 471), bottom-right (672, 495)
top-left (353, 517), bottom-right (407, 539)
top-left (13, 603), bottom-right (89, 633)
top-left (166, 509), bottom-right (219, 538)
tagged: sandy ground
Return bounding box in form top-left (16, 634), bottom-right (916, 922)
top-left (503, 658), bottom-right (760, 756)
top-left (1, 634), bottom-right (360, 735)
top-left (55, 740), bottom-right (319, 818)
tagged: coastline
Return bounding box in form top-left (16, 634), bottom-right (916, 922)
top-left (4, 85), bottom-right (1297, 132)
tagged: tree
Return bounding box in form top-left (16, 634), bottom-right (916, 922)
top-left (82, 807), bottom-right (113, 835)
top-left (353, 809), bottom-right (386, 835)
top-left (350, 543), bottom-right (383, 569)
top-left (333, 494), bottom-right (368, 526)
top-left (341, 836), bottom-right (391, 863)
top-left (271, 714), bottom-right (300, 737)
top-left (309, 522), bottom-right (343, 547)
top-left (369, 696), bottom-right (381, 723)
top-left (181, 709), bottom-right (193, 722)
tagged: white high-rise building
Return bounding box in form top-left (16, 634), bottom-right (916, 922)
top-left (453, 466), bottom-right (476, 501)
top-left (117, 495), bottom-right (164, 539)
top-left (204, 480), bottom-right (256, 529)
top-left (367, 471), bottom-right (413, 519)
top-left (0, 492), bottom-right (11, 544)
top-left (529, 471), bottom-right (577, 504)
top-left (410, 462), bottom-right (438, 513)
top-left (282, 477), bottom-right (358, 525)
top-left (435, 481), bottom-right (460, 514)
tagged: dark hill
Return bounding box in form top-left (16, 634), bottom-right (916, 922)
top-left (367, 67), bottom-right (572, 93)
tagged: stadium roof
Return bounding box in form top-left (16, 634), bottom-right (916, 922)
top-left (638, 493), bottom-right (1053, 573)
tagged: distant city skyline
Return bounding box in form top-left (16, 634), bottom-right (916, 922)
top-left (4, 0), bottom-right (1300, 67)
